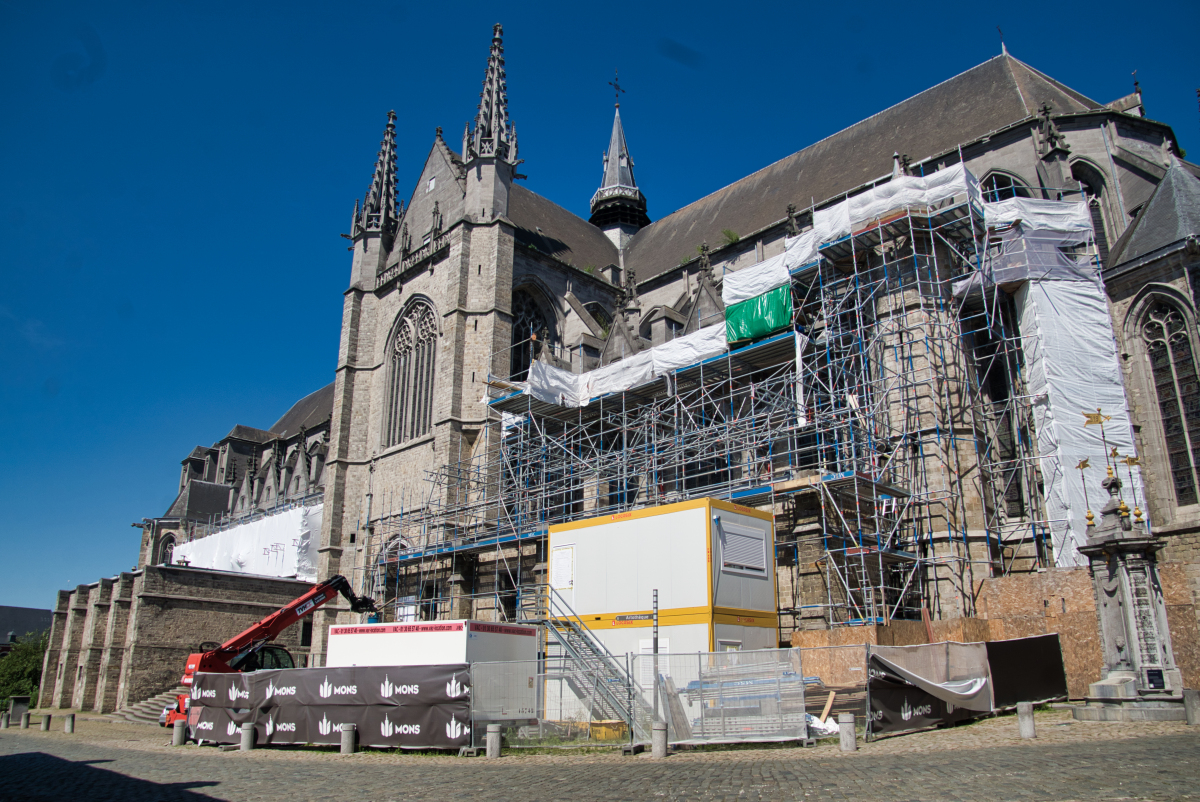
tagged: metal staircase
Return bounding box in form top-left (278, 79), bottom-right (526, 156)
top-left (519, 585), bottom-right (653, 732)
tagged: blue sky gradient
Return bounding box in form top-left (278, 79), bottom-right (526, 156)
top-left (2, 0), bottom-right (1197, 608)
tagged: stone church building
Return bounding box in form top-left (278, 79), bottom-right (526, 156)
top-left (43, 24), bottom-right (1200, 712)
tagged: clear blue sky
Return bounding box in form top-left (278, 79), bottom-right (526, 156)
top-left (1, 0), bottom-right (1196, 609)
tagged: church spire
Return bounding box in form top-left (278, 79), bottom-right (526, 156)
top-left (464, 24), bottom-right (517, 165)
top-left (590, 104), bottom-right (650, 243)
top-left (353, 110), bottom-right (399, 241)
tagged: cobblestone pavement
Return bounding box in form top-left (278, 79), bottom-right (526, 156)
top-left (1, 709), bottom-right (1197, 801)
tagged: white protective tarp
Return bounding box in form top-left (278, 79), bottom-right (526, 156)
top-left (173, 504), bottom-right (322, 581)
top-left (581, 349), bottom-right (656, 401)
top-left (952, 225), bottom-right (1098, 297)
top-left (651, 322), bottom-right (729, 374)
top-left (527, 359), bottom-right (581, 406)
top-left (781, 164), bottom-right (981, 271)
top-left (524, 324), bottom-right (728, 408)
top-left (1017, 279), bottom-right (1144, 566)
top-left (722, 252), bottom-right (790, 305)
top-left (983, 197), bottom-right (1092, 233)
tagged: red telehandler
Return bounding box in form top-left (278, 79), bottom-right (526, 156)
top-left (160, 574), bottom-right (376, 727)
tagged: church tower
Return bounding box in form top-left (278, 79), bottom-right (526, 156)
top-left (589, 105), bottom-right (650, 250)
top-left (462, 23), bottom-right (520, 222)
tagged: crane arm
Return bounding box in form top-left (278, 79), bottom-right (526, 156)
top-left (181, 575), bottom-right (376, 683)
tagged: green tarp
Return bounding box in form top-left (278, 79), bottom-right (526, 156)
top-left (725, 283), bottom-right (792, 344)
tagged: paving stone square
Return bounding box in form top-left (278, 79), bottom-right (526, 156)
top-left (1, 709), bottom-right (1197, 801)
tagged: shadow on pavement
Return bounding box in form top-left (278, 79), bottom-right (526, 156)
top-left (0, 752), bottom-right (222, 801)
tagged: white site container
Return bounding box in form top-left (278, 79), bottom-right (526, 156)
top-left (548, 498), bottom-right (777, 657)
top-left (325, 620), bottom-right (538, 668)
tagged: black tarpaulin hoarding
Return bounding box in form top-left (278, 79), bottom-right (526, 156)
top-left (190, 664), bottom-right (471, 749)
top-left (867, 655), bottom-right (977, 736)
top-left (193, 664), bottom-right (471, 708)
top-left (985, 634), bottom-right (1068, 708)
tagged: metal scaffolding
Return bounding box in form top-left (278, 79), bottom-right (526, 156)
top-left (361, 188), bottom-right (1098, 640)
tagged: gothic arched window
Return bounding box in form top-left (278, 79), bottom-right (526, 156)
top-left (384, 301), bottom-right (438, 446)
top-left (982, 173), bottom-right (1032, 203)
top-left (158, 536), bottom-right (175, 566)
top-left (510, 290), bottom-right (551, 381)
top-left (1141, 301), bottom-right (1200, 505)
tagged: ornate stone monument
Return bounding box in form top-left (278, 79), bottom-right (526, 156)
top-left (1073, 454), bottom-right (1185, 721)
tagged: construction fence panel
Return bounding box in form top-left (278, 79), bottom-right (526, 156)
top-left (470, 657), bottom-right (632, 748)
top-left (630, 648), bottom-right (809, 744)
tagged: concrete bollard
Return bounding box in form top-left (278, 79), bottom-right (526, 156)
top-left (240, 722), bottom-right (255, 752)
top-left (651, 721), bottom-right (668, 758)
top-left (1184, 689), bottom-right (1199, 726)
top-left (64, 714), bottom-right (75, 734)
top-left (172, 719), bottom-right (187, 746)
top-left (838, 713), bottom-right (857, 752)
top-left (1017, 701), bottom-right (1036, 739)
top-left (40, 715), bottom-right (51, 732)
top-left (0, 712), bottom-right (9, 729)
top-left (340, 723), bottom-right (356, 755)
top-left (486, 724), bottom-right (501, 759)
top-left (20, 712), bottom-right (30, 729)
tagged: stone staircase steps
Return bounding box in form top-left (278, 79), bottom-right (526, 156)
top-left (108, 686), bottom-right (187, 725)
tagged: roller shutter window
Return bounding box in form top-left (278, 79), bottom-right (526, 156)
top-left (720, 522), bottom-right (766, 574)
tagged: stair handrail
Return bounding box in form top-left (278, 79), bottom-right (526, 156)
top-left (545, 585), bottom-right (633, 683)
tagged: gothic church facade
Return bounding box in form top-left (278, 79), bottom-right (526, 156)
top-left (309, 24), bottom-right (1200, 661)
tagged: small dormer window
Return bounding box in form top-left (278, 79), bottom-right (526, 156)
top-left (427, 177), bottom-right (436, 193)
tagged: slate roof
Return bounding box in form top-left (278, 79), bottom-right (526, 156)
top-left (1108, 157), bottom-right (1200, 267)
top-left (600, 107), bottom-right (639, 191)
top-left (270, 382), bottom-right (335, 438)
top-left (164, 480), bottom-right (233, 521)
top-left (624, 54), bottom-right (1101, 281)
top-left (509, 184), bottom-right (619, 270)
top-left (224, 424), bottom-right (276, 444)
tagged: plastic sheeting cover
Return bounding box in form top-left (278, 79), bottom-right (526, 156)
top-left (1017, 279), bottom-right (1144, 566)
top-left (782, 164), bottom-right (980, 271)
top-left (726, 284), bottom-right (793, 343)
top-left (722, 252), bottom-right (790, 305)
top-left (871, 642), bottom-right (993, 711)
top-left (173, 504), bottom-right (322, 581)
top-left (952, 226), bottom-right (1097, 297)
top-left (983, 197), bottom-right (1092, 232)
top-left (524, 324), bottom-right (728, 408)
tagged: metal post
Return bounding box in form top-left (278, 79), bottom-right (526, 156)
top-left (1017, 701), bottom-right (1036, 739)
top-left (1185, 689), bottom-right (1199, 726)
top-left (652, 589), bottom-right (660, 724)
top-left (172, 719), bottom-right (187, 746)
top-left (240, 722), bottom-right (255, 751)
top-left (486, 723), bottom-right (501, 758)
top-left (838, 712), bottom-right (857, 752)
top-left (340, 722), bottom-right (356, 755)
top-left (651, 721), bottom-right (668, 758)
top-left (40, 714), bottom-right (51, 732)
top-left (64, 714), bottom-right (75, 734)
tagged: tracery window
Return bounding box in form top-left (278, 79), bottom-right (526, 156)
top-left (510, 290), bottom-right (551, 381)
top-left (384, 301), bottom-right (438, 446)
top-left (982, 173), bottom-right (1032, 203)
top-left (1141, 301), bottom-right (1200, 505)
